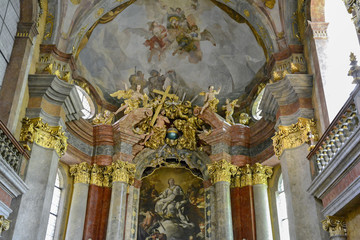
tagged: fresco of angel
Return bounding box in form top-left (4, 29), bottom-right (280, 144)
top-left (222, 98), bottom-right (240, 125)
top-left (110, 83), bottom-right (148, 115)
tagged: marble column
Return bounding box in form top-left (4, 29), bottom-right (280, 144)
top-left (281, 144), bottom-right (328, 240)
top-left (252, 163), bottom-right (273, 240)
top-left (65, 162), bottom-right (91, 240)
top-left (106, 160), bottom-right (135, 240)
top-left (208, 159), bottom-right (236, 240)
top-left (4, 117), bottom-right (67, 240)
top-left (322, 216), bottom-right (347, 240)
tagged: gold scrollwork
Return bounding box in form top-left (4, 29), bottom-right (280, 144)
top-left (20, 117), bottom-right (68, 156)
top-left (69, 162), bottom-right (91, 184)
top-left (322, 216), bottom-right (346, 237)
top-left (110, 160), bottom-right (136, 184)
top-left (208, 159), bottom-right (237, 183)
top-left (272, 118), bottom-right (318, 158)
top-left (0, 215), bottom-right (10, 235)
top-left (251, 163), bottom-right (273, 185)
top-left (90, 164), bottom-right (104, 187)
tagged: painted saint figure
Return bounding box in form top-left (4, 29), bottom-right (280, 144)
top-left (200, 85), bottom-right (221, 114)
top-left (144, 21), bottom-right (168, 62)
top-left (154, 178), bottom-right (194, 229)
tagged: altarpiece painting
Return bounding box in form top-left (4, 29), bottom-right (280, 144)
top-left (138, 167), bottom-right (205, 240)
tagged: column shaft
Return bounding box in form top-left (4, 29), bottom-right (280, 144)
top-left (4, 144), bottom-right (59, 240)
top-left (230, 187), bottom-right (241, 239)
top-left (99, 187), bottom-right (112, 240)
top-left (106, 181), bottom-right (128, 240)
top-left (65, 182), bottom-right (89, 240)
top-left (281, 144), bottom-right (327, 240)
top-left (253, 184), bottom-right (273, 240)
top-left (214, 181), bottom-right (233, 240)
top-left (239, 186), bottom-right (256, 240)
top-left (83, 185), bottom-right (103, 240)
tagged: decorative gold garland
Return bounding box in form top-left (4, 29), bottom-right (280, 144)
top-left (20, 117), bottom-right (68, 156)
top-left (272, 118), bottom-right (318, 158)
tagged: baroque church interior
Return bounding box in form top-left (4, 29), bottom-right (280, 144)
top-left (0, 0), bottom-right (360, 239)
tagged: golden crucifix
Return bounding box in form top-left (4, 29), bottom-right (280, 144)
top-left (150, 86), bottom-right (176, 126)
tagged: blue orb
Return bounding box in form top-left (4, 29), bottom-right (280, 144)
top-left (166, 127), bottom-right (179, 140)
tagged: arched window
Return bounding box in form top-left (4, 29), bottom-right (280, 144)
top-left (45, 171), bottom-right (62, 240)
top-left (324, 0), bottom-right (360, 121)
top-left (276, 174), bottom-right (290, 240)
top-left (75, 86), bottom-right (95, 119)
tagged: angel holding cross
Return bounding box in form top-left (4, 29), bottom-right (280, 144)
top-left (110, 83), bottom-right (148, 115)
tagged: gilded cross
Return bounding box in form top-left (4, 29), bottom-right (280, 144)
top-left (150, 86), bottom-right (176, 126)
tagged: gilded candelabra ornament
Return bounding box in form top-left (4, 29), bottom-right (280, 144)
top-left (322, 216), bottom-right (347, 237)
top-left (110, 160), bottom-right (136, 184)
top-left (111, 84), bottom-right (148, 115)
top-left (90, 164), bottom-right (104, 187)
top-left (207, 159), bottom-right (237, 183)
top-left (0, 215), bottom-right (10, 235)
top-left (199, 85), bottom-right (221, 114)
top-left (92, 110), bottom-right (114, 125)
top-left (272, 118), bottom-right (318, 158)
top-left (251, 163), bottom-right (273, 185)
top-left (222, 99), bottom-right (239, 125)
top-left (20, 117), bottom-right (68, 156)
top-left (69, 162), bottom-right (91, 184)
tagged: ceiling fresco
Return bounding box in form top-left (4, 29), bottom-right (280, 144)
top-left (77, 0), bottom-right (266, 106)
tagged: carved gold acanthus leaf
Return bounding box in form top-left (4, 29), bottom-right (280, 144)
top-left (251, 163), bottom-right (273, 185)
top-left (0, 215), bottom-right (11, 235)
top-left (110, 160), bottom-right (136, 184)
top-left (90, 164), bottom-right (104, 187)
top-left (20, 117), bottom-right (68, 156)
top-left (70, 162), bottom-right (91, 184)
top-left (272, 118), bottom-right (318, 158)
top-left (240, 164), bottom-right (253, 187)
top-left (322, 216), bottom-right (346, 237)
top-left (208, 159), bottom-right (237, 183)
top-left (103, 165), bottom-right (113, 188)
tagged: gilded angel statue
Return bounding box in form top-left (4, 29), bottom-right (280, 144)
top-left (222, 98), bottom-right (240, 125)
top-left (110, 84), bottom-right (148, 115)
top-left (199, 85), bottom-right (221, 114)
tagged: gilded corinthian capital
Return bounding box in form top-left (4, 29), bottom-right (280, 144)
top-left (240, 164), bottom-right (253, 187)
top-left (0, 215), bottom-right (10, 235)
top-left (20, 117), bottom-right (68, 156)
top-left (252, 163), bottom-right (273, 185)
top-left (110, 160), bottom-right (136, 184)
top-left (272, 118), bottom-right (318, 158)
top-left (69, 162), bottom-right (91, 184)
top-left (322, 216), bottom-right (346, 237)
top-left (90, 164), bottom-right (104, 187)
top-left (208, 159), bottom-right (237, 183)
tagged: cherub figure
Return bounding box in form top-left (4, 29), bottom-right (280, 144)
top-left (92, 110), bottom-right (114, 125)
top-left (142, 110), bottom-right (170, 149)
top-left (110, 84), bottom-right (148, 115)
top-left (222, 98), bottom-right (240, 125)
top-left (200, 85), bottom-right (221, 114)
